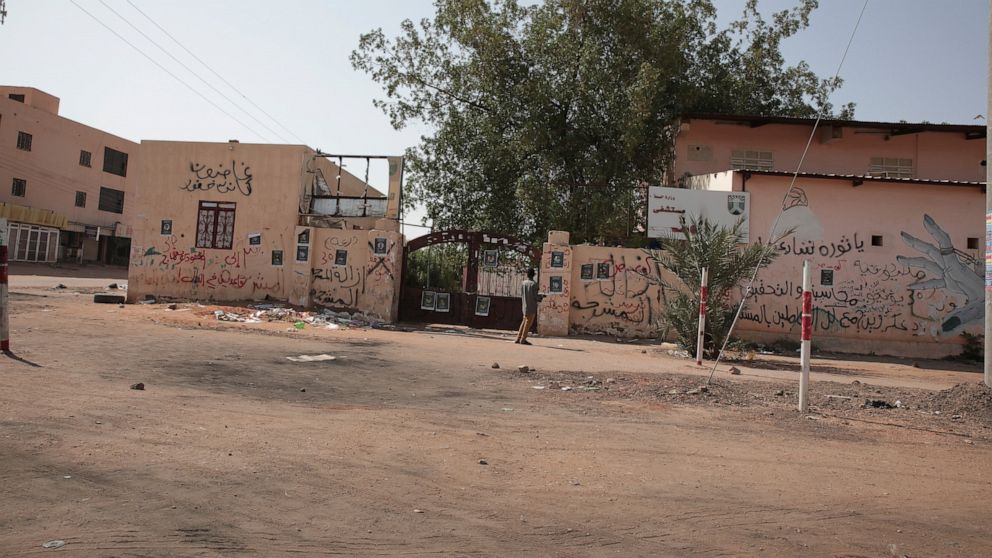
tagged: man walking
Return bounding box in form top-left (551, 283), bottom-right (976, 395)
top-left (516, 268), bottom-right (538, 345)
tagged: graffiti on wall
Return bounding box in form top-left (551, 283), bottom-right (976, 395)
top-left (569, 251), bottom-right (667, 336)
top-left (308, 233), bottom-right (400, 319)
top-left (742, 213), bottom-right (982, 341)
top-left (130, 235), bottom-right (282, 295)
top-left (181, 161), bottom-right (254, 196)
top-left (897, 214), bottom-right (983, 332)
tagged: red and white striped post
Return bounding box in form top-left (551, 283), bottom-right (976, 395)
top-left (0, 218), bottom-right (9, 353)
top-left (696, 267), bottom-right (708, 366)
top-left (799, 260), bottom-right (812, 413)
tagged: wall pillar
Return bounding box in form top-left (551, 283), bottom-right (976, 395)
top-left (289, 225), bottom-right (314, 307)
top-left (537, 230), bottom-right (571, 337)
top-left (364, 219), bottom-right (403, 321)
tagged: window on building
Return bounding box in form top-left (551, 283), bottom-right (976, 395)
top-left (871, 235), bottom-right (884, 247)
top-left (79, 150), bottom-right (92, 167)
top-left (8, 93), bottom-right (25, 102)
top-left (103, 147), bottom-right (129, 177)
top-left (16, 131), bottom-right (32, 151)
top-left (868, 157), bottom-right (914, 179)
top-left (195, 201), bottom-right (236, 250)
top-left (98, 187), bottom-right (125, 214)
top-left (730, 150), bottom-right (773, 171)
top-left (75, 191), bottom-right (87, 208)
top-left (11, 177), bottom-right (26, 197)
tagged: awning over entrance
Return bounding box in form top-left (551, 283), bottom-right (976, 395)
top-left (0, 202), bottom-right (67, 229)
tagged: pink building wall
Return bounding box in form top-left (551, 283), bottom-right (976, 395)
top-left (674, 117), bottom-right (985, 183)
top-left (732, 172), bottom-right (984, 357)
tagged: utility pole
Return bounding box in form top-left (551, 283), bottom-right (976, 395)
top-left (986, 0), bottom-right (991, 387)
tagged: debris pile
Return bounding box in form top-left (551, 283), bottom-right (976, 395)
top-left (211, 305), bottom-right (389, 330)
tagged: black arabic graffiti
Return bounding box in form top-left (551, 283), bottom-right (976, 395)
top-left (181, 161), bottom-right (253, 196)
top-left (760, 234), bottom-right (865, 259)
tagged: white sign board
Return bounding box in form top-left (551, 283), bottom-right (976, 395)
top-left (648, 186), bottom-right (749, 242)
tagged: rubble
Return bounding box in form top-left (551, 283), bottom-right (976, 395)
top-left (209, 305), bottom-right (389, 329)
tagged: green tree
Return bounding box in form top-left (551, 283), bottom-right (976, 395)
top-left (352, 0), bottom-right (852, 244)
top-left (651, 217), bottom-right (778, 356)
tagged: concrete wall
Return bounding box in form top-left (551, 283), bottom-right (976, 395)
top-left (674, 118), bottom-right (985, 183)
top-left (738, 173), bottom-right (985, 358)
top-left (538, 231), bottom-right (676, 338)
top-left (304, 223), bottom-right (402, 320)
top-left (0, 88), bottom-right (137, 236)
top-left (127, 141), bottom-right (403, 318)
top-left (127, 141), bottom-right (308, 303)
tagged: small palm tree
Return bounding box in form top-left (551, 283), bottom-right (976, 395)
top-left (653, 217), bottom-right (778, 357)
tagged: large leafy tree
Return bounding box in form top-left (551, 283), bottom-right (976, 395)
top-left (352, 0), bottom-right (852, 244)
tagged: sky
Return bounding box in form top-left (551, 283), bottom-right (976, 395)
top-left (0, 0), bottom-right (988, 237)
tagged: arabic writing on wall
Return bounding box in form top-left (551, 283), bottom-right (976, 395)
top-left (181, 161), bottom-right (254, 196)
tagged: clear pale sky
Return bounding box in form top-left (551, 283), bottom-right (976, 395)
top-left (0, 0), bottom-right (987, 234)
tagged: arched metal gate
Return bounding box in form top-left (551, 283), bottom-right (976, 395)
top-left (399, 230), bottom-right (541, 330)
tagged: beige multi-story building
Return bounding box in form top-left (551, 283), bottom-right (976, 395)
top-left (0, 86), bottom-right (138, 264)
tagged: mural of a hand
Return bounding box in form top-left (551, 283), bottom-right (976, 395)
top-left (896, 214), bottom-right (983, 333)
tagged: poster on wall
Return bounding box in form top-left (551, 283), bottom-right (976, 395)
top-left (475, 296), bottom-right (491, 316)
top-left (648, 186), bottom-right (750, 242)
top-left (271, 250), bottom-right (283, 266)
top-left (482, 249), bottom-right (499, 268)
top-left (580, 264), bottom-right (594, 280)
top-left (550, 251), bottom-right (565, 268)
top-left (297, 229), bottom-right (311, 245)
top-left (373, 237), bottom-right (388, 256)
top-left (248, 233), bottom-right (261, 246)
top-left (596, 262), bottom-right (611, 280)
top-left (296, 245), bottom-right (309, 262)
top-left (334, 249), bottom-right (348, 266)
top-left (160, 220), bottom-right (173, 236)
top-left (421, 291), bottom-right (436, 310)
top-left (549, 276), bottom-right (563, 293)
top-left (435, 292), bottom-right (451, 312)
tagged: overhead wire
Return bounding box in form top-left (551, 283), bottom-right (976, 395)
top-left (95, 0), bottom-right (292, 144)
top-left (68, 0), bottom-right (270, 141)
top-left (707, 0), bottom-right (871, 384)
top-left (122, 0), bottom-right (307, 145)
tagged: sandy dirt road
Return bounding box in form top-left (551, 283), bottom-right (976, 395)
top-left (1, 285), bottom-right (990, 557)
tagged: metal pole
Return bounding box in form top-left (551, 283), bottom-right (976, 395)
top-left (696, 267), bottom-right (708, 366)
top-left (799, 260), bottom-right (812, 413)
top-left (985, 0), bottom-right (992, 387)
top-left (0, 218), bottom-right (9, 353)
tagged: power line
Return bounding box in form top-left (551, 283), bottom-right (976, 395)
top-left (708, 0), bottom-right (871, 383)
top-left (68, 0), bottom-right (270, 141)
top-left (123, 0), bottom-right (307, 145)
top-left (95, 0), bottom-right (291, 144)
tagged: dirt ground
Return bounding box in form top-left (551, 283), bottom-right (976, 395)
top-left (2, 277), bottom-right (991, 557)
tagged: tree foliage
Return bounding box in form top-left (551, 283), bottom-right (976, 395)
top-left (352, 0), bottom-right (852, 244)
top-left (653, 217), bottom-right (778, 356)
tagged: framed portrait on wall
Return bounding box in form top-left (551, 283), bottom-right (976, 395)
top-left (549, 275), bottom-right (563, 293)
top-left (271, 250), bottom-right (284, 266)
top-left (334, 249), bottom-right (348, 266)
top-left (373, 237), bottom-right (388, 256)
top-left (421, 291), bottom-right (436, 311)
top-left (596, 262), bottom-right (611, 280)
top-left (482, 249), bottom-right (499, 268)
top-left (160, 220), bottom-right (173, 236)
top-left (296, 245), bottom-right (309, 262)
top-left (475, 296), bottom-right (491, 317)
top-left (580, 263), bottom-right (594, 280)
top-left (550, 251), bottom-right (565, 268)
top-left (435, 292), bottom-right (451, 312)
